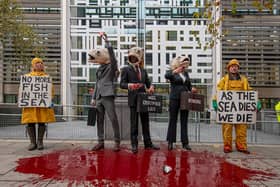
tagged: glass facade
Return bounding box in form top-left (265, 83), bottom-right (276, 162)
top-left (68, 0), bottom-right (212, 106)
top-left (2, 0), bottom-right (61, 103)
top-left (222, 1), bottom-right (280, 107)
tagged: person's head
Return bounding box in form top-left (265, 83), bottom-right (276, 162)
top-left (128, 47), bottom-right (144, 67)
top-left (88, 88), bottom-right (94, 95)
top-left (31, 57), bottom-right (44, 72)
top-left (88, 48), bottom-right (110, 64)
top-left (227, 59), bottom-right (240, 74)
top-left (171, 55), bottom-right (190, 71)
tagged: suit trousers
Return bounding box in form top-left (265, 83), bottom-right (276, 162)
top-left (96, 96), bottom-right (120, 143)
top-left (130, 106), bottom-right (152, 146)
top-left (167, 99), bottom-right (189, 144)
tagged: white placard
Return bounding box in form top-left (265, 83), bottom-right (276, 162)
top-left (216, 91), bottom-right (258, 124)
top-left (18, 76), bottom-right (52, 108)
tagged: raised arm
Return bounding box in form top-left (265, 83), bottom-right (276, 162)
top-left (100, 32), bottom-right (118, 72)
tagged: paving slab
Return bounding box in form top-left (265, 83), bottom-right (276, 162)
top-left (0, 141), bottom-right (279, 186)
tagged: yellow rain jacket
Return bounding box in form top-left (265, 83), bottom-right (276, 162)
top-left (217, 73), bottom-right (251, 151)
top-left (275, 101), bottom-right (280, 123)
top-left (21, 71), bottom-right (56, 124)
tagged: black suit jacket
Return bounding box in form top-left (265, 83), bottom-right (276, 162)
top-left (165, 70), bottom-right (192, 100)
top-left (120, 65), bottom-right (152, 107)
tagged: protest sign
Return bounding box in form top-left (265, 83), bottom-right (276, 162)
top-left (18, 76), bottom-right (52, 108)
top-left (180, 92), bottom-right (204, 112)
top-left (137, 93), bottom-right (163, 113)
top-left (216, 91), bottom-right (258, 124)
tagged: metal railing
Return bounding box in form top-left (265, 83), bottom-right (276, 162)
top-left (0, 102), bottom-right (279, 144)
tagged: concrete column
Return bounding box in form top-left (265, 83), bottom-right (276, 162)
top-left (61, 0), bottom-right (73, 120)
top-left (0, 42), bottom-right (3, 103)
top-left (211, 2), bottom-right (222, 120)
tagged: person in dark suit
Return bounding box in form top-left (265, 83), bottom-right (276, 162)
top-left (120, 47), bottom-right (159, 153)
top-left (165, 55), bottom-right (197, 151)
top-left (88, 32), bottom-right (120, 152)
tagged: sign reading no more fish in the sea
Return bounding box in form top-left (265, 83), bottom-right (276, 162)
top-left (18, 75), bottom-right (52, 108)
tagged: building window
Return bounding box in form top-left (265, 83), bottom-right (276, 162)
top-left (89, 68), bottom-right (97, 82)
top-left (146, 45), bottom-right (152, 50)
top-left (166, 53), bottom-right (170, 64)
top-left (112, 20), bottom-right (118, 26)
top-left (166, 46), bottom-right (176, 50)
top-left (4, 94), bottom-right (17, 103)
top-left (82, 52), bottom-right (87, 65)
top-left (89, 19), bottom-right (101, 28)
top-left (166, 31), bottom-right (177, 41)
top-left (189, 30), bottom-right (199, 35)
top-left (77, 7), bottom-right (85, 17)
top-left (204, 79), bottom-right (211, 83)
top-left (198, 63), bottom-right (207, 66)
top-left (72, 68), bottom-right (83, 77)
top-left (81, 19), bottom-right (86, 25)
top-left (120, 37), bottom-right (125, 42)
top-left (71, 36), bottom-right (83, 49)
top-left (146, 53), bottom-right (152, 65)
top-left (146, 31), bottom-right (152, 42)
top-left (97, 36), bottom-right (102, 45)
top-left (71, 52), bottom-right (79, 61)
top-left (147, 69), bottom-right (152, 74)
top-left (157, 20), bottom-right (168, 25)
top-left (192, 79), bottom-right (201, 83)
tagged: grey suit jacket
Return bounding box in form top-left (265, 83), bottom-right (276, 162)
top-left (93, 44), bottom-right (118, 100)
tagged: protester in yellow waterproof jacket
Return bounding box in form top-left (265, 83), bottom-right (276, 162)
top-left (21, 58), bottom-right (55, 151)
top-left (213, 59), bottom-right (261, 154)
top-left (275, 101), bottom-right (280, 123)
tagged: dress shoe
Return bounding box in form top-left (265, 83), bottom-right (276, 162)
top-left (131, 145), bottom-right (138, 154)
top-left (224, 149), bottom-right (232, 153)
top-left (237, 149), bottom-right (250, 154)
top-left (145, 144), bottom-right (160, 150)
top-left (113, 143), bottom-right (120, 152)
top-left (168, 143), bottom-right (173, 150)
top-left (91, 143), bottom-right (104, 151)
top-left (182, 144), bottom-right (192, 151)
top-left (28, 143), bottom-right (37, 151)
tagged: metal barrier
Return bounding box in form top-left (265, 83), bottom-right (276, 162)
top-left (0, 102), bottom-right (279, 144)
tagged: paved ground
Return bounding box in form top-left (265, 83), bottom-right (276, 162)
top-left (0, 140), bottom-right (280, 186)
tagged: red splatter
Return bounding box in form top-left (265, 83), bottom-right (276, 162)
top-left (15, 146), bottom-right (276, 187)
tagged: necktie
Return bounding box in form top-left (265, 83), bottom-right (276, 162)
top-left (136, 66), bottom-right (141, 80)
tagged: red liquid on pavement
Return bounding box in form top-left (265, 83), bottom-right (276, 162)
top-left (15, 147), bottom-right (275, 186)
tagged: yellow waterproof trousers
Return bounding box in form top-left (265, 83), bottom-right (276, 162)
top-left (222, 124), bottom-right (247, 151)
